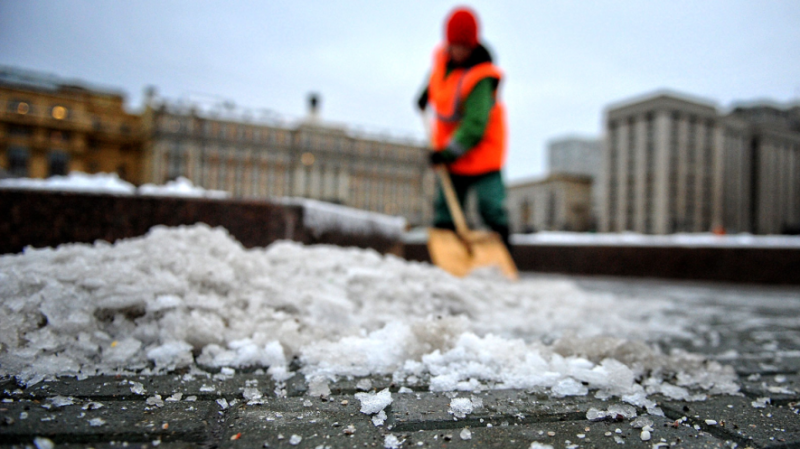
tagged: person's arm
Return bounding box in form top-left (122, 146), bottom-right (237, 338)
top-left (446, 77), bottom-right (495, 156)
top-left (417, 85), bottom-right (429, 111)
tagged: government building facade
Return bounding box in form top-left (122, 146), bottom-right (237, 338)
top-left (142, 94), bottom-right (434, 226)
top-left (0, 67), bottom-right (143, 183)
top-left (600, 91), bottom-right (800, 235)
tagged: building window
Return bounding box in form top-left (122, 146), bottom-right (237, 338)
top-left (51, 105), bottom-right (68, 120)
top-left (8, 100), bottom-right (33, 115)
top-left (7, 146), bottom-right (30, 177)
top-left (167, 142), bottom-right (185, 179)
top-left (48, 150), bottom-right (70, 176)
top-left (9, 125), bottom-right (32, 138)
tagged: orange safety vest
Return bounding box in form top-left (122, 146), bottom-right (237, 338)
top-left (428, 45), bottom-right (507, 176)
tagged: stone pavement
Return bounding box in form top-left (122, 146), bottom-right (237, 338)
top-left (1, 277), bottom-right (799, 449)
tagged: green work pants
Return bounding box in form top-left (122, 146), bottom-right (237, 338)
top-left (433, 170), bottom-right (509, 230)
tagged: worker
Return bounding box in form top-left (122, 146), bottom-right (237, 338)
top-left (417, 6), bottom-right (511, 249)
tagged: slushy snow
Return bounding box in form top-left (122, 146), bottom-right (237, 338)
top-left (0, 224), bottom-right (740, 406)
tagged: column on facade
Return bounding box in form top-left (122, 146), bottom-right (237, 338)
top-left (793, 144), bottom-right (800, 226)
top-left (711, 124), bottom-right (725, 232)
top-left (293, 163), bottom-right (305, 197)
top-left (634, 117), bottom-right (648, 233)
top-left (675, 117), bottom-right (690, 232)
top-left (615, 120), bottom-right (629, 232)
top-left (600, 128), bottom-right (612, 232)
top-left (693, 123), bottom-right (707, 232)
top-left (757, 140), bottom-right (772, 234)
top-left (652, 111), bottom-right (671, 235)
top-left (775, 142), bottom-right (792, 232)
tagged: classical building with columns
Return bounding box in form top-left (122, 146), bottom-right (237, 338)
top-left (508, 173), bottom-right (593, 233)
top-left (722, 104), bottom-right (800, 234)
top-left (142, 95), bottom-right (435, 226)
top-left (600, 91), bottom-right (800, 235)
top-left (0, 66), bottom-right (143, 183)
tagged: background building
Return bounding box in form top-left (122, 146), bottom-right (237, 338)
top-left (600, 91), bottom-right (800, 235)
top-left (0, 67), bottom-right (143, 183)
top-left (601, 92), bottom-right (724, 234)
top-left (142, 93), bottom-right (434, 226)
top-left (507, 173), bottom-right (592, 233)
top-left (547, 135), bottom-right (603, 224)
top-left (722, 103), bottom-right (800, 234)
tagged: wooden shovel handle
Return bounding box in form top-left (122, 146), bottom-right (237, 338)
top-left (435, 165), bottom-right (470, 237)
top-left (421, 112), bottom-right (471, 237)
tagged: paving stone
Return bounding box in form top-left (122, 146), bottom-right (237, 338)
top-left (0, 398), bottom-right (216, 446)
top-left (731, 356), bottom-right (800, 377)
top-left (390, 390), bottom-right (612, 432)
top-left (217, 398), bottom-right (385, 449)
top-left (660, 394), bottom-right (800, 448)
top-left (739, 373), bottom-right (800, 405)
top-left (389, 416), bottom-right (730, 449)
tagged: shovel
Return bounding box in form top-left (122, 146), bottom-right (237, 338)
top-left (427, 164), bottom-right (519, 280)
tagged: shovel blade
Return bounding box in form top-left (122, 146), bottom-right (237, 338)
top-left (427, 228), bottom-right (518, 280)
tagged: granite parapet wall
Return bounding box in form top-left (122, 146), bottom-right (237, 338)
top-left (404, 243), bottom-right (800, 285)
top-left (0, 190), bottom-right (400, 255)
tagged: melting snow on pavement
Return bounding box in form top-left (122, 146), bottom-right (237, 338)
top-left (0, 224), bottom-right (741, 410)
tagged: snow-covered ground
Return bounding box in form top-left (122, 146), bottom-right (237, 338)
top-left (1, 225), bottom-right (753, 416)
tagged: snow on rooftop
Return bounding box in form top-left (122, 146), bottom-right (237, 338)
top-left (0, 224), bottom-right (740, 409)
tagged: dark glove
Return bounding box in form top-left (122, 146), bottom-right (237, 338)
top-left (429, 149), bottom-right (457, 166)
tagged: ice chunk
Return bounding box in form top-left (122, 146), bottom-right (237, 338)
top-left (460, 428), bottom-right (472, 440)
top-left (288, 434), bottom-right (302, 445)
top-left (104, 339), bottom-right (143, 365)
top-left (147, 341), bottom-right (193, 369)
top-left (130, 382), bottom-right (146, 395)
top-left (355, 388), bottom-right (392, 415)
top-left (146, 295), bottom-right (184, 313)
top-left (88, 418), bottom-right (106, 427)
top-left (372, 410), bottom-right (387, 426)
top-left (449, 397), bottom-right (474, 418)
top-left (47, 396), bottom-right (75, 407)
top-left (529, 443), bottom-right (555, 449)
top-left (33, 437), bottom-right (55, 449)
top-left (631, 416), bottom-right (653, 429)
top-left (243, 387), bottom-right (263, 401)
top-left (165, 393), bottom-right (182, 402)
top-left (552, 378), bottom-right (588, 397)
top-left (146, 395), bottom-right (164, 407)
top-left (586, 404), bottom-right (637, 421)
top-left (356, 379), bottom-right (373, 391)
top-left (307, 378), bottom-right (331, 398)
top-left (384, 434), bottom-right (403, 449)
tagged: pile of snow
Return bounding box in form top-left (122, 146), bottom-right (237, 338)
top-left (138, 176), bottom-right (229, 199)
top-left (0, 172), bottom-right (136, 195)
top-left (513, 231), bottom-right (800, 248)
top-left (0, 224), bottom-right (738, 408)
top-left (283, 197), bottom-right (406, 239)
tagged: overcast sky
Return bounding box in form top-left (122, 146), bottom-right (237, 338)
top-left (1, 1), bottom-right (799, 181)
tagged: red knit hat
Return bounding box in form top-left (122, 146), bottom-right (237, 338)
top-left (445, 7), bottom-right (479, 48)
